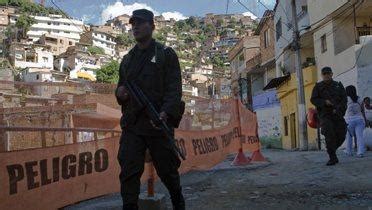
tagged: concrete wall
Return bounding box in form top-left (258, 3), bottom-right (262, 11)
top-left (253, 90), bottom-right (282, 148)
top-left (39, 35), bottom-right (76, 56)
top-left (3, 112), bottom-right (70, 151)
top-left (274, 0), bottom-right (309, 56)
top-left (357, 64), bottom-right (372, 100)
top-left (307, 0), bottom-right (350, 25)
top-left (23, 72), bottom-right (52, 82)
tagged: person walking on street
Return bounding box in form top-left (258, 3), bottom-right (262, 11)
top-left (311, 67), bottom-right (347, 166)
top-left (344, 85), bottom-right (367, 157)
top-left (115, 9), bottom-right (185, 210)
top-left (363, 97), bottom-right (372, 127)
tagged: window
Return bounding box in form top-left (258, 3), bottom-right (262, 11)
top-left (69, 41), bottom-right (73, 45)
top-left (284, 116), bottom-right (289, 136)
top-left (36, 74), bottom-right (40, 80)
top-left (264, 29), bottom-right (270, 48)
top-left (287, 22), bottom-right (292, 31)
top-left (302, 6), bottom-right (308, 13)
top-left (47, 22), bottom-right (51, 25)
top-left (60, 40), bottom-right (63, 44)
top-left (321, 34), bottom-right (327, 53)
top-left (276, 18), bottom-right (282, 41)
top-left (43, 57), bottom-right (48, 63)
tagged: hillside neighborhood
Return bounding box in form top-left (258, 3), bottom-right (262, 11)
top-left (0, 0), bottom-right (372, 209)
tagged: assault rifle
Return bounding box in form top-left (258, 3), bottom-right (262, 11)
top-left (124, 81), bottom-right (186, 160)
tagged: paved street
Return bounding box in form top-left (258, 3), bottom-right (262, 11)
top-left (65, 149), bottom-right (372, 210)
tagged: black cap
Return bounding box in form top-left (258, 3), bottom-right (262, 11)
top-left (129, 9), bottom-right (154, 24)
top-left (321, 67), bottom-right (333, 74)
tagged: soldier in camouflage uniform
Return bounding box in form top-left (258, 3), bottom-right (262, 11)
top-left (115, 9), bottom-right (185, 210)
top-left (311, 67), bottom-right (347, 166)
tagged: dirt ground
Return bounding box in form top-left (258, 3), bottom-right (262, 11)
top-left (65, 149), bottom-right (372, 210)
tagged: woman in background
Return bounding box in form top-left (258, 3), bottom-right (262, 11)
top-left (363, 97), bottom-right (372, 127)
top-left (363, 97), bottom-right (372, 150)
top-left (344, 85), bottom-right (366, 157)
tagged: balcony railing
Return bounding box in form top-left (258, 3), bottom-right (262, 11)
top-left (357, 26), bottom-right (372, 42)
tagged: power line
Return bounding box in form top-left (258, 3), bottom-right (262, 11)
top-left (226, 0), bottom-right (230, 15)
top-left (258, 0), bottom-right (292, 30)
top-left (50, 0), bottom-right (90, 37)
top-left (237, 0), bottom-right (292, 44)
top-left (301, 0), bottom-right (363, 50)
top-left (278, 0), bottom-right (364, 69)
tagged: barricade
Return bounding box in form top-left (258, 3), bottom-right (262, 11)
top-left (0, 83), bottom-right (261, 209)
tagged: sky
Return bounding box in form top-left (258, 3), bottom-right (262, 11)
top-left (46, 0), bottom-right (275, 25)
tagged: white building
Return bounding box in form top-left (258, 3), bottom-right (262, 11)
top-left (182, 84), bottom-right (198, 96)
top-left (194, 64), bottom-right (214, 75)
top-left (10, 14), bottom-right (84, 42)
top-left (274, 0), bottom-right (314, 76)
top-left (55, 44), bottom-right (111, 81)
top-left (9, 43), bottom-right (53, 69)
top-left (22, 67), bottom-right (67, 82)
top-left (80, 30), bottom-right (116, 57)
top-left (308, 0), bottom-right (372, 98)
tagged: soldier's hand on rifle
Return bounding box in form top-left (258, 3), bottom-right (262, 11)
top-left (325, 100), bottom-right (333, 106)
top-left (150, 112), bottom-right (168, 129)
top-left (159, 111), bottom-right (168, 123)
top-left (116, 86), bottom-right (130, 103)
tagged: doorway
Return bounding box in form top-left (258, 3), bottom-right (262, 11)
top-left (290, 113), bottom-right (297, 149)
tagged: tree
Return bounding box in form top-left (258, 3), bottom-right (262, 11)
top-left (216, 19), bottom-right (224, 27)
top-left (184, 35), bottom-right (194, 44)
top-left (204, 23), bottom-right (216, 34)
top-left (211, 56), bottom-right (227, 69)
top-left (153, 31), bottom-right (166, 43)
top-left (15, 13), bottom-right (36, 37)
top-left (87, 46), bottom-right (105, 55)
top-left (219, 28), bottom-right (228, 37)
top-left (185, 16), bottom-right (199, 28)
top-left (0, 0), bottom-right (65, 16)
top-left (96, 60), bottom-right (120, 84)
top-left (116, 33), bottom-right (135, 47)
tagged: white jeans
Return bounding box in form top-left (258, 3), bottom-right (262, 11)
top-left (346, 119), bottom-right (366, 156)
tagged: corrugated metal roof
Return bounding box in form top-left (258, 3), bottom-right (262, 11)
top-left (263, 74), bottom-right (290, 90)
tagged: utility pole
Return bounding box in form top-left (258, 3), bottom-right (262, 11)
top-left (291, 0), bottom-right (308, 150)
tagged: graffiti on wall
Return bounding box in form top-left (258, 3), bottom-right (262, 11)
top-left (253, 90), bottom-right (282, 148)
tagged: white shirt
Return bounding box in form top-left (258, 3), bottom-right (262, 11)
top-left (364, 104), bottom-right (372, 121)
top-left (344, 96), bottom-right (364, 122)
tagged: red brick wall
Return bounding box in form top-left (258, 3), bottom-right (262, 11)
top-left (259, 18), bottom-right (275, 63)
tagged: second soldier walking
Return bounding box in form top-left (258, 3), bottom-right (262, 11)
top-left (311, 67), bottom-right (347, 166)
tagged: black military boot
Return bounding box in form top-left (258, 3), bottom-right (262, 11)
top-left (326, 159), bottom-right (337, 166)
top-left (170, 189), bottom-right (185, 210)
top-left (122, 204), bottom-right (138, 210)
top-left (326, 150), bottom-right (338, 166)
